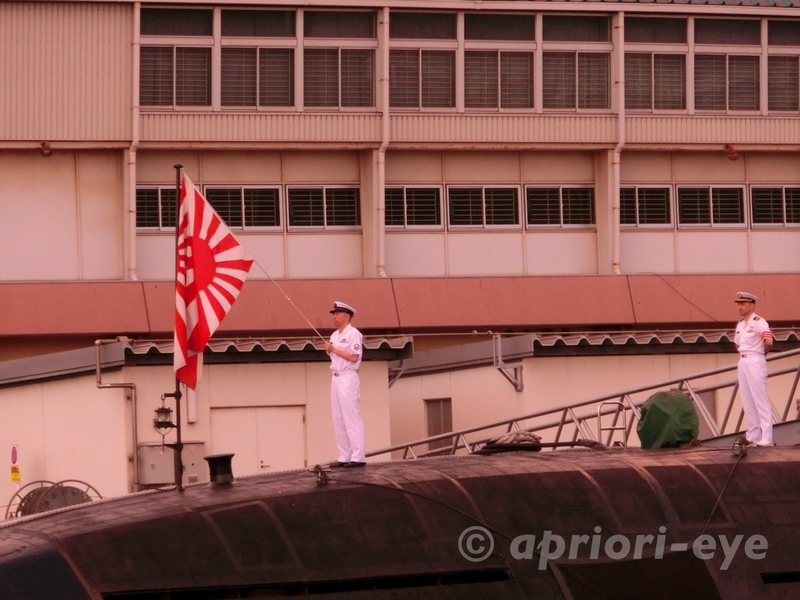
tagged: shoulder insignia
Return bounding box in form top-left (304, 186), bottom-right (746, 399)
top-left (754, 316), bottom-right (760, 321)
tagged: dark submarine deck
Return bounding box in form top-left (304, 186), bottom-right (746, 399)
top-left (2, 446), bottom-right (800, 599)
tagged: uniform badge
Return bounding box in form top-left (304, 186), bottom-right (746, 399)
top-left (354, 343), bottom-right (360, 351)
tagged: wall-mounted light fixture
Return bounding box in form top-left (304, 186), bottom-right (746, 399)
top-left (40, 142), bottom-right (52, 157)
top-left (725, 144), bottom-right (739, 161)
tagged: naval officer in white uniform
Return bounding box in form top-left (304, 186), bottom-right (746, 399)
top-left (734, 292), bottom-right (775, 447)
top-left (325, 301), bottom-right (366, 468)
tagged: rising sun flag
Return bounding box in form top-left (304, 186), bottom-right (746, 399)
top-left (175, 173), bottom-right (253, 389)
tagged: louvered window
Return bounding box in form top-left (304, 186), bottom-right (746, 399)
top-left (204, 187), bottom-right (281, 229)
top-left (305, 49), bottom-right (374, 108)
top-left (677, 187), bottom-right (744, 226)
top-left (287, 187), bottom-right (361, 228)
top-left (769, 20), bottom-right (800, 46)
top-left (465, 52), bottom-right (533, 109)
top-left (390, 13), bottom-right (456, 39)
top-left (136, 188), bottom-right (177, 229)
top-left (695, 55), bottom-right (759, 111)
top-left (620, 187), bottom-right (671, 226)
top-left (526, 187), bottom-right (595, 227)
top-left (752, 187), bottom-right (800, 225)
top-left (543, 16), bottom-right (610, 42)
top-left (626, 17), bottom-right (687, 44)
top-left (141, 8), bottom-right (212, 36)
top-left (543, 53), bottom-right (609, 110)
top-left (448, 187), bottom-right (520, 228)
top-left (625, 54), bottom-right (685, 110)
top-left (141, 47), bottom-right (211, 106)
top-left (768, 56), bottom-right (799, 112)
top-left (221, 10), bottom-right (295, 37)
top-left (390, 50), bottom-right (455, 108)
top-left (385, 187), bottom-right (442, 227)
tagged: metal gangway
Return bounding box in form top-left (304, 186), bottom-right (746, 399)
top-left (367, 347), bottom-right (800, 460)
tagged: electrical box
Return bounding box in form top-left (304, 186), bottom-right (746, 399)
top-left (138, 442), bottom-right (207, 486)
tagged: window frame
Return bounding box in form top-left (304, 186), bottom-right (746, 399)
top-left (286, 185), bottom-right (362, 231)
top-left (750, 185), bottom-right (800, 227)
top-left (676, 185), bottom-right (747, 229)
top-left (201, 185), bottom-right (284, 231)
top-left (446, 185), bottom-right (522, 230)
top-left (524, 185), bottom-right (596, 229)
top-left (139, 42), bottom-right (214, 109)
top-left (389, 34), bottom-right (458, 111)
top-left (624, 49), bottom-right (688, 113)
top-left (384, 185), bottom-right (444, 230)
top-left (135, 186), bottom-right (177, 231)
top-left (619, 186), bottom-right (673, 228)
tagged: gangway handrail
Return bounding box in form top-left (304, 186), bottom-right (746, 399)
top-left (368, 347), bottom-right (800, 460)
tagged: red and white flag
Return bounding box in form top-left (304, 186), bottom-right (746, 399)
top-left (175, 173), bottom-right (253, 389)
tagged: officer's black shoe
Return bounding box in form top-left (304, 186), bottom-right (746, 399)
top-left (345, 461), bottom-right (366, 468)
top-left (328, 461), bottom-right (348, 468)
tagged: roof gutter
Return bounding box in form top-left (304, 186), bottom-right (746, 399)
top-left (126, 3), bottom-right (141, 281)
top-left (612, 11), bottom-right (625, 276)
top-left (376, 7), bottom-right (390, 278)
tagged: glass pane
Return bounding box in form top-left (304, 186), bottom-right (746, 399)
top-left (390, 50), bottom-right (420, 108)
top-left (695, 19), bottom-right (760, 45)
top-left (485, 189), bottom-right (519, 225)
top-left (578, 53), bottom-right (609, 109)
top-left (678, 188), bottom-right (711, 224)
top-left (140, 47), bottom-right (174, 106)
top-left (501, 53), bottom-right (533, 109)
top-left (562, 188), bottom-right (594, 225)
top-left (769, 20), bottom-right (800, 46)
top-left (620, 188), bottom-right (637, 225)
top-left (221, 10), bottom-right (295, 37)
top-left (141, 8), bottom-right (212, 36)
top-left (136, 189), bottom-right (160, 228)
top-left (260, 49), bottom-right (294, 107)
top-left (729, 55), bottom-right (759, 111)
top-left (406, 188), bottom-right (441, 225)
top-left (543, 53), bottom-right (576, 109)
top-left (385, 188), bottom-right (406, 225)
top-left (161, 189), bottom-right (177, 228)
top-left (786, 188), bottom-right (800, 223)
top-left (712, 188), bottom-right (743, 224)
top-left (422, 51), bottom-right (455, 108)
top-left (325, 188), bottom-right (360, 226)
top-left (465, 14), bottom-right (534, 41)
top-left (205, 189), bottom-right (243, 228)
top-left (625, 53), bottom-right (652, 110)
top-left (526, 188), bottom-right (561, 225)
top-left (768, 56), bottom-right (799, 112)
top-left (751, 188), bottom-right (784, 224)
top-left (304, 12), bottom-right (374, 38)
top-left (304, 49), bottom-right (339, 107)
top-left (638, 188), bottom-right (671, 224)
top-left (654, 54), bottom-right (685, 110)
top-left (465, 52), bottom-right (499, 109)
top-left (448, 188), bottom-right (483, 225)
top-left (543, 16), bottom-right (610, 42)
top-left (341, 50), bottom-right (374, 107)
top-left (176, 47), bottom-right (211, 106)
top-left (390, 13), bottom-right (456, 39)
top-left (221, 48), bottom-right (257, 107)
top-left (695, 55), bottom-right (726, 111)
top-left (244, 189), bottom-right (280, 227)
top-left (626, 17), bottom-right (687, 44)
top-left (288, 189), bottom-right (324, 226)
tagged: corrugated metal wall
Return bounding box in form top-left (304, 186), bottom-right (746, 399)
top-left (627, 116), bottom-right (800, 145)
top-left (0, 2), bottom-right (132, 142)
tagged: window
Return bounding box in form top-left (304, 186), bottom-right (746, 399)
top-left (304, 49), bottom-right (374, 108)
top-left (543, 16), bottom-right (610, 43)
top-left (751, 187), bottom-right (800, 225)
top-left (768, 56), bottom-right (799, 112)
top-left (465, 52), bottom-right (533, 109)
top-left (204, 187), bottom-right (281, 229)
top-left (287, 187), bottom-right (360, 228)
top-left (695, 19), bottom-right (760, 46)
top-left (695, 55), bottom-right (759, 111)
top-left (385, 187), bottom-right (442, 227)
top-left (465, 14), bottom-right (534, 41)
top-left (677, 187), bottom-right (744, 226)
top-left (543, 53), bottom-right (610, 109)
top-left (390, 50), bottom-right (455, 108)
top-left (136, 187), bottom-right (177, 229)
top-left (625, 54), bottom-right (685, 110)
top-left (304, 11), bottom-right (374, 39)
top-left (769, 20), bottom-right (800, 46)
top-left (620, 187), bottom-right (672, 226)
top-left (425, 398), bottom-right (453, 452)
top-left (390, 12), bottom-right (456, 40)
top-left (140, 9), bottom-right (213, 107)
top-left (626, 17), bottom-right (686, 44)
top-left (448, 187), bottom-right (520, 227)
top-left (526, 187), bottom-right (595, 227)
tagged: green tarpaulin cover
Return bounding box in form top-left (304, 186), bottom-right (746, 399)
top-left (636, 391), bottom-right (699, 449)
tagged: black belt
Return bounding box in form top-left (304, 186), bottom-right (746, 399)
top-left (332, 371), bottom-right (357, 376)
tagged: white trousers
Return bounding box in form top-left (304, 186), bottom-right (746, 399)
top-left (330, 372), bottom-right (365, 462)
top-left (738, 355), bottom-right (773, 443)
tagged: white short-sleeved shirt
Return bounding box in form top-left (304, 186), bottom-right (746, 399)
top-left (329, 323), bottom-right (363, 371)
top-left (735, 313), bottom-right (771, 354)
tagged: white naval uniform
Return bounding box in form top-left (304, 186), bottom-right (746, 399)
top-left (329, 323), bottom-right (364, 463)
top-left (734, 313), bottom-right (773, 444)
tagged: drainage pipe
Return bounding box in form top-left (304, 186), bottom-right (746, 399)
top-left (376, 7), bottom-right (389, 278)
top-left (612, 12), bottom-right (625, 275)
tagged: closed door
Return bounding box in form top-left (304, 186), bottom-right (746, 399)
top-left (211, 406), bottom-right (306, 477)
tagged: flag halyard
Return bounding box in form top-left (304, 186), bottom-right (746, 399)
top-left (175, 174), bottom-right (253, 389)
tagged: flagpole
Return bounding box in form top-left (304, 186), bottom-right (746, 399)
top-left (168, 163), bottom-right (184, 492)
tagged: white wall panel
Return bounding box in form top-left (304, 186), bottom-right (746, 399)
top-left (286, 234), bottom-right (363, 278)
top-left (676, 231), bottom-right (750, 273)
top-left (283, 151), bottom-right (361, 183)
top-left (521, 152), bottom-right (595, 182)
top-left (135, 235), bottom-right (174, 280)
top-left (78, 153), bottom-right (124, 279)
top-left (386, 152), bottom-right (443, 183)
top-left (242, 235), bottom-right (287, 280)
top-left (673, 153), bottom-right (746, 183)
top-left (448, 233), bottom-right (524, 276)
top-left (444, 152), bottom-right (520, 183)
top-left (620, 231), bottom-right (677, 274)
top-left (525, 232), bottom-right (598, 275)
top-left (385, 233), bottom-right (446, 277)
top-left (750, 230), bottom-right (800, 273)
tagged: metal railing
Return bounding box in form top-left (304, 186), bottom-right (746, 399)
top-left (367, 347), bottom-right (800, 460)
